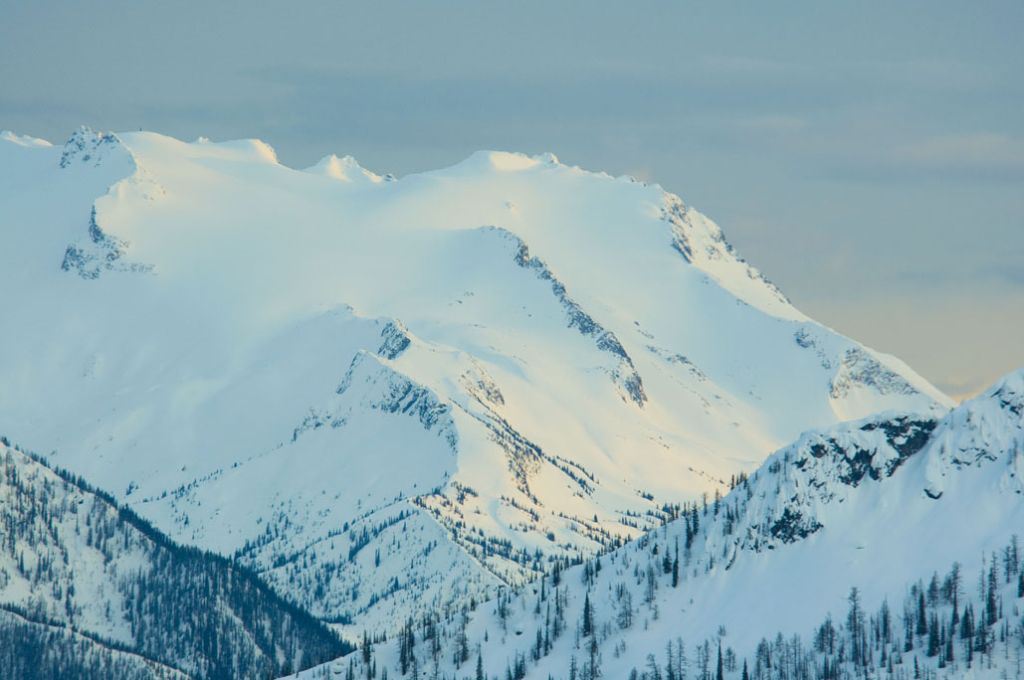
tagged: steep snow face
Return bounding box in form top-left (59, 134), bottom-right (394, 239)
top-left (923, 370), bottom-right (1024, 498)
top-left (0, 129), bottom-right (949, 630)
top-left (339, 370), bottom-right (1018, 680)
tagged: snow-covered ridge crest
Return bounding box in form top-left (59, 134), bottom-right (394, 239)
top-left (722, 413), bottom-right (937, 551)
top-left (445, 149), bottom-right (561, 174)
top-left (484, 225), bottom-right (647, 407)
top-left (661, 194), bottom-right (797, 321)
top-left (731, 371), bottom-right (1022, 558)
top-left (309, 348), bottom-right (459, 451)
top-left (305, 153), bottom-right (391, 184)
top-left (923, 367), bottom-right (1024, 497)
top-left (192, 133), bottom-right (280, 164)
top-left (743, 369), bottom-right (1023, 553)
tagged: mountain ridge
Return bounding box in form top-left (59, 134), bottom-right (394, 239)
top-left (0, 127), bottom-right (950, 631)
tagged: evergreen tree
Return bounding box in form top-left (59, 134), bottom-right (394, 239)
top-left (362, 631), bottom-right (372, 665)
top-left (455, 615), bottom-right (470, 666)
top-left (581, 592), bottom-right (594, 637)
top-left (926, 613), bottom-right (940, 657)
top-left (399, 617), bottom-right (415, 675)
top-left (585, 636), bottom-right (601, 680)
top-left (948, 562), bottom-right (962, 625)
top-left (961, 603), bottom-right (974, 640)
top-left (645, 653), bottom-right (661, 680)
top-left (847, 587), bottom-right (865, 666)
top-left (616, 586), bottom-right (633, 629)
top-left (986, 557), bottom-right (999, 627)
top-left (916, 589), bottom-right (928, 636)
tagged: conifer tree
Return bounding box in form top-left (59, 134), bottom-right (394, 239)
top-left (916, 590), bottom-right (928, 636)
top-left (926, 613), bottom-right (940, 657)
top-left (847, 587), bottom-right (865, 665)
top-left (581, 592), bottom-right (594, 637)
top-left (362, 631), bottom-right (372, 665)
top-left (986, 557), bottom-right (999, 627)
top-left (585, 636), bottom-right (601, 680)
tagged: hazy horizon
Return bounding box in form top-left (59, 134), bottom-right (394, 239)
top-left (3, 0), bottom-right (1021, 396)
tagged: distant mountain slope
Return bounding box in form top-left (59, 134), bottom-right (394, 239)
top-left (0, 439), bottom-right (350, 679)
top-left (307, 368), bottom-right (1023, 679)
top-left (0, 128), bottom-right (949, 630)
top-left (0, 608), bottom-right (187, 680)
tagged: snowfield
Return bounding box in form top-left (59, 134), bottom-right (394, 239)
top-left (0, 127), bottom-right (950, 632)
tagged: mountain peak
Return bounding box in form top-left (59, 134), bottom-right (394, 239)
top-left (448, 149), bottom-right (560, 174)
top-left (983, 366), bottom-right (1024, 407)
top-left (59, 126), bottom-right (126, 168)
top-left (306, 153), bottom-right (387, 183)
top-left (194, 135), bottom-right (279, 164)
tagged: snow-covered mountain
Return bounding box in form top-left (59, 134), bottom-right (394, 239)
top-left (0, 127), bottom-right (949, 631)
top-left (0, 438), bottom-right (348, 678)
top-left (303, 368), bottom-right (1024, 679)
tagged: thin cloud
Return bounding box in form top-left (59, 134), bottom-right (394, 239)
top-left (893, 132), bottom-right (1024, 173)
top-left (821, 131), bottom-right (1024, 183)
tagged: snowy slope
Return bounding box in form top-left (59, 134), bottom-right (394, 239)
top-left (303, 368), bottom-right (1024, 679)
top-left (0, 127), bottom-right (949, 631)
top-left (0, 439), bottom-right (348, 678)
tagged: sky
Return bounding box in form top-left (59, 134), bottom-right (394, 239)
top-left (1, 1), bottom-right (1021, 398)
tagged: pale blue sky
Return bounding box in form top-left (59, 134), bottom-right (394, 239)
top-left (2, 1), bottom-right (1021, 396)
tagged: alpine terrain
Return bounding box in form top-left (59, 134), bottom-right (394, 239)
top-left (0, 127), bottom-right (952, 635)
top-left (298, 368), bottom-right (1024, 680)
